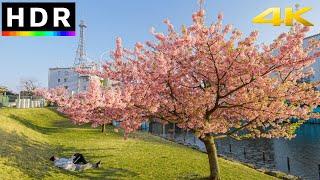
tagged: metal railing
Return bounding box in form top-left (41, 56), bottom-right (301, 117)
top-left (148, 121), bottom-right (319, 179)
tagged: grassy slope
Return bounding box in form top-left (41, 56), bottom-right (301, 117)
top-left (0, 108), bottom-right (276, 180)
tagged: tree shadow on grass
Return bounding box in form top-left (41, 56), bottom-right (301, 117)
top-left (72, 167), bottom-right (139, 180)
top-left (45, 108), bottom-right (86, 129)
top-left (0, 129), bottom-right (68, 179)
top-left (177, 174), bottom-right (210, 180)
top-left (0, 129), bottom-right (139, 179)
top-left (9, 114), bottom-right (64, 135)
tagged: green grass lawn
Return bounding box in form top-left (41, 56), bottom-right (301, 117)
top-left (0, 108), bottom-right (276, 180)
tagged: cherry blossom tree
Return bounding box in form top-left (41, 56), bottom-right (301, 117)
top-left (35, 78), bottom-right (121, 132)
top-left (91, 10), bottom-right (320, 179)
top-left (38, 8), bottom-right (320, 180)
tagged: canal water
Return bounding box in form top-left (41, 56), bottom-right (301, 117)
top-left (149, 122), bottom-right (320, 179)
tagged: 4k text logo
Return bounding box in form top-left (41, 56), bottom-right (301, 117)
top-left (253, 7), bottom-right (313, 26)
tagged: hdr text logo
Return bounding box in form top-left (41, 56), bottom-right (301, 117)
top-left (2, 2), bottom-right (76, 36)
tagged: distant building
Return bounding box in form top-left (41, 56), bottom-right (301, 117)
top-left (48, 67), bottom-right (90, 94)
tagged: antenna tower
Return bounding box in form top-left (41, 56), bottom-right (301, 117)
top-left (74, 20), bottom-right (88, 66)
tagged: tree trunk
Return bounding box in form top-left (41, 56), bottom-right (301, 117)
top-left (200, 135), bottom-right (220, 180)
top-left (101, 124), bottom-right (105, 133)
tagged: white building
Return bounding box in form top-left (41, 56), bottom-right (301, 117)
top-left (48, 67), bottom-right (90, 94)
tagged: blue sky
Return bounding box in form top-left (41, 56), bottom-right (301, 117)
top-left (1, 0), bottom-right (320, 92)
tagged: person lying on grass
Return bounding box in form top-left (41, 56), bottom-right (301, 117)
top-left (50, 153), bottom-right (101, 171)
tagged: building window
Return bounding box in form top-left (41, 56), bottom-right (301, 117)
top-left (83, 86), bottom-right (87, 90)
top-left (64, 86), bottom-right (68, 89)
top-left (58, 79), bottom-right (61, 83)
top-left (64, 78), bottom-right (67, 82)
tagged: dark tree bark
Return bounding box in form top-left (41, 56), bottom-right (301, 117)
top-left (101, 124), bottom-right (105, 133)
top-left (200, 134), bottom-right (220, 180)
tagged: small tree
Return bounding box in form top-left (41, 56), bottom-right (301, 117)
top-left (20, 78), bottom-right (39, 96)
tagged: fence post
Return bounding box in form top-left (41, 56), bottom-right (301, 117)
top-left (262, 152), bottom-right (266, 162)
top-left (173, 123), bottom-right (176, 139)
top-left (229, 144), bottom-right (232, 153)
top-left (244, 147), bottom-right (246, 158)
top-left (287, 157), bottom-right (291, 172)
top-left (216, 142), bottom-right (218, 151)
top-left (149, 122), bottom-right (152, 134)
top-left (193, 135), bottom-right (196, 144)
top-left (318, 164), bottom-right (320, 179)
top-left (162, 124), bottom-right (165, 137)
